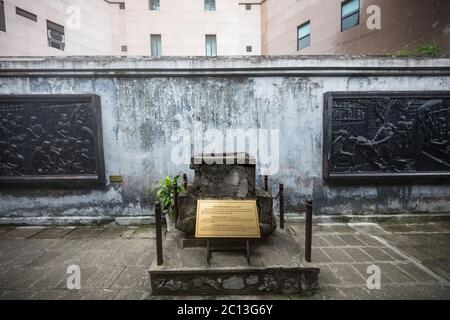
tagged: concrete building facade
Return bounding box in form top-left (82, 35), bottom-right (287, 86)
top-left (1, 0), bottom-right (449, 57)
top-left (0, 0), bottom-right (261, 56)
top-left (0, 0), bottom-right (123, 56)
top-left (261, 0), bottom-right (450, 56)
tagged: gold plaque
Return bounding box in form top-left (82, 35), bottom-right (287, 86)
top-left (195, 200), bottom-right (260, 238)
top-left (109, 175), bottom-right (123, 183)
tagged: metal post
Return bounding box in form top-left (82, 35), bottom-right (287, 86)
top-left (279, 183), bottom-right (285, 229)
top-left (305, 199), bottom-right (313, 263)
top-left (183, 173), bottom-right (188, 190)
top-left (173, 180), bottom-right (179, 224)
top-left (155, 202), bottom-right (163, 265)
top-left (264, 175), bottom-right (269, 192)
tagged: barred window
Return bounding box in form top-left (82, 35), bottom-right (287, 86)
top-left (47, 20), bottom-right (65, 51)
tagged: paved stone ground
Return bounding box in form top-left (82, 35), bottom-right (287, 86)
top-left (290, 221), bottom-right (450, 300)
top-left (0, 220), bottom-right (449, 300)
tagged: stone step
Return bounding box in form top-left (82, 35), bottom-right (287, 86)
top-left (148, 229), bottom-right (320, 295)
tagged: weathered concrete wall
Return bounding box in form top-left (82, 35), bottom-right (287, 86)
top-left (0, 56), bottom-right (449, 223)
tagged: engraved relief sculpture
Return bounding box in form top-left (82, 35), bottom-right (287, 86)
top-left (0, 95), bottom-right (104, 186)
top-left (324, 92), bottom-right (450, 180)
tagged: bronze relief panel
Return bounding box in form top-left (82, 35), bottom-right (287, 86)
top-left (324, 92), bottom-right (450, 181)
top-left (0, 95), bottom-right (105, 187)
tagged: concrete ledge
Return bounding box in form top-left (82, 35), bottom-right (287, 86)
top-left (0, 216), bottom-right (154, 226)
top-left (149, 228), bottom-right (320, 295)
top-left (0, 56), bottom-right (449, 77)
top-left (1, 213), bottom-right (449, 226)
top-left (285, 212), bottom-right (450, 224)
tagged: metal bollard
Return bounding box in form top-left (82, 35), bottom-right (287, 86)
top-left (279, 183), bottom-right (285, 229)
top-left (173, 180), bottom-right (179, 224)
top-left (305, 199), bottom-right (313, 263)
top-left (155, 202), bottom-right (163, 265)
top-left (264, 175), bottom-right (269, 192)
top-left (183, 173), bottom-right (188, 190)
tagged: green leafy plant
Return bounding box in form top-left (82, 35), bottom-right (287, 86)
top-left (395, 43), bottom-right (442, 58)
top-left (155, 175), bottom-right (184, 220)
top-left (415, 42), bottom-right (441, 57)
top-left (395, 48), bottom-right (412, 57)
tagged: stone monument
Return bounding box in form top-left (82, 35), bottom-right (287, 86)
top-left (176, 153), bottom-right (277, 237)
top-left (149, 152), bottom-right (320, 296)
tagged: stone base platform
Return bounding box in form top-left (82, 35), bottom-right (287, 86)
top-left (148, 228), bottom-right (320, 295)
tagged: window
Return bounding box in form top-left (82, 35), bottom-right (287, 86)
top-left (245, 4), bottom-right (252, 10)
top-left (16, 7), bottom-right (37, 22)
top-left (204, 0), bottom-right (216, 11)
top-left (121, 45), bottom-right (128, 52)
top-left (0, 1), bottom-right (5, 32)
top-left (297, 21), bottom-right (310, 50)
top-left (47, 20), bottom-right (65, 51)
top-left (149, 0), bottom-right (160, 11)
top-left (151, 34), bottom-right (162, 57)
top-left (246, 46), bottom-right (252, 53)
top-left (205, 35), bottom-right (217, 56)
top-left (341, 0), bottom-right (359, 31)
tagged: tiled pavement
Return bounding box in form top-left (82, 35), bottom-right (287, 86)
top-left (0, 225), bottom-right (155, 300)
top-left (0, 220), bottom-right (449, 300)
top-left (289, 221), bottom-right (450, 299)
